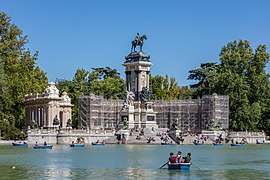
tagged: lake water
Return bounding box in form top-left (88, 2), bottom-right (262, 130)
top-left (0, 144), bottom-right (269, 179)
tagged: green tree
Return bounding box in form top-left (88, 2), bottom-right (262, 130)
top-left (56, 68), bottom-right (126, 128)
top-left (189, 40), bottom-right (270, 133)
top-left (0, 12), bottom-right (48, 136)
top-left (92, 67), bottom-right (120, 79)
top-left (149, 75), bottom-right (164, 100)
top-left (188, 62), bottom-right (218, 98)
top-left (150, 74), bottom-right (191, 100)
top-left (177, 86), bottom-right (193, 99)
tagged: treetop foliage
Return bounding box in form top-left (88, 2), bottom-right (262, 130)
top-left (0, 12), bottom-right (48, 139)
top-left (188, 40), bottom-right (270, 134)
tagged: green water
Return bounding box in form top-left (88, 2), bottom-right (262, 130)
top-left (0, 144), bottom-right (269, 179)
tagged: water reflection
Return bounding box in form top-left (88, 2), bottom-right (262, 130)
top-left (0, 144), bottom-right (269, 179)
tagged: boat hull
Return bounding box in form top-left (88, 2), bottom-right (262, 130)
top-left (33, 145), bottom-right (53, 149)
top-left (256, 142), bottom-right (266, 144)
top-left (231, 144), bottom-right (244, 146)
top-left (70, 144), bottom-right (85, 147)
top-left (92, 143), bottom-right (105, 146)
top-left (213, 143), bottom-right (224, 146)
top-left (167, 163), bottom-right (191, 170)
top-left (12, 143), bottom-right (28, 147)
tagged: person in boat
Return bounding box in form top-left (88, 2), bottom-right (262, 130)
top-left (169, 152), bottom-right (177, 164)
top-left (71, 141), bottom-right (74, 145)
top-left (184, 153), bottom-right (191, 163)
top-left (44, 141), bottom-right (47, 146)
top-left (177, 151), bottom-right (184, 163)
top-left (35, 142), bottom-right (38, 147)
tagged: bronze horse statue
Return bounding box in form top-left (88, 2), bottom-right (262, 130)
top-left (131, 35), bottom-right (147, 52)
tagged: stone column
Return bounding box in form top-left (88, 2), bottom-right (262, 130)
top-left (146, 71), bottom-right (150, 88)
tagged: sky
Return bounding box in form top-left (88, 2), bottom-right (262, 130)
top-left (1, 0), bottom-right (270, 86)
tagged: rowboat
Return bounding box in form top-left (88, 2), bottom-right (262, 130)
top-left (12, 142), bottom-right (28, 147)
top-left (92, 142), bottom-right (105, 146)
top-left (256, 142), bottom-right (266, 144)
top-left (213, 143), bottom-right (224, 146)
top-left (167, 163), bottom-right (191, 170)
top-left (161, 142), bottom-right (174, 145)
top-left (33, 145), bottom-right (53, 149)
top-left (231, 143), bottom-right (244, 146)
top-left (70, 143), bottom-right (85, 147)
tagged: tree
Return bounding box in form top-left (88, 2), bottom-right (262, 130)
top-left (56, 67), bottom-right (126, 128)
top-left (149, 75), bottom-right (164, 100)
top-left (177, 86), bottom-right (193, 99)
top-left (150, 74), bottom-right (192, 100)
top-left (0, 12), bottom-right (48, 136)
top-left (92, 67), bottom-right (120, 79)
top-left (189, 40), bottom-right (270, 133)
top-left (188, 62), bottom-right (218, 98)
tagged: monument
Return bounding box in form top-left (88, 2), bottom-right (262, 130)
top-left (24, 82), bottom-right (73, 129)
top-left (120, 33), bottom-right (158, 129)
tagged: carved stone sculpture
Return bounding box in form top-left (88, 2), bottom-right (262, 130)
top-left (121, 90), bottom-right (135, 110)
top-left (53, 115), bottom-right (60, 125)
top-left (139, 87), bottom-right (152, 102)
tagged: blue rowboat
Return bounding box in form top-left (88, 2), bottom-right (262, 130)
top-left (167, 163), bottom-right (191, 170)
top-left (12, 142), bottom-right (28, 147)
top-left (70, 143), bottom-right (85, 147)
top-left (33, 145), bottom-right (53, 149)
top-left (92, 142), bottom-right (105, 146)
top-left (231, 143), bottom-right (244, 146)
top-left (213, 143), bottom-right (224, 146)
top-left (256, 142), bottom-right (266, 144)
top-left (161, 142), bottom-right (174, 145)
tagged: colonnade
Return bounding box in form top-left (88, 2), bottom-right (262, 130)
top-left (25, 106), bottom-right (47, 127)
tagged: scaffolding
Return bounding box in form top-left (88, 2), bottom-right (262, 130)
top-left (79, 94), bottom-right (123, 130)
top-left (152, 99), bottom-right (201, 133)
top-left (78, 94), bottom-right (229, 133)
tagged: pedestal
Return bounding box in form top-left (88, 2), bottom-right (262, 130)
top-left (140, 101), bottom-right (158, 129)
top-left (118, 129), bottom-right (129, 144)
top-left (169, 129), bottom-right (181, 144)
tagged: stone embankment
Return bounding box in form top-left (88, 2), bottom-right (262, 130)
top-left (3, 128), bottom-right (266, 145)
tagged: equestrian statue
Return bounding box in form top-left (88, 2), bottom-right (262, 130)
top-left (131, 33), bottom-right (147, 52)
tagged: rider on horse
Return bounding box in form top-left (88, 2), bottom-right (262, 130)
top-left (134, 33), bottom-right (140, 45)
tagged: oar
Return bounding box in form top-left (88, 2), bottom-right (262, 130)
top-left (191, 163), bottom-right (202, 170)
top-left (159, 161), bottom-right (169, 169)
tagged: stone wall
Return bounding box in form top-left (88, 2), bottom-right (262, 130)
top-left (227, 131), bottom-right (266, 144)
top-left (27, 129), bottom-right (115, 144)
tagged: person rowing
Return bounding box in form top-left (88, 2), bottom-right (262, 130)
top-left (168, 152), bottom-right (177, 164)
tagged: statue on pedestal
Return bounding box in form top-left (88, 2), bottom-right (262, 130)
top-left (170, 119), bottom-right (179, 130)
top-left (131, 33), bottom-right (148, 52)
top-left (122, 117), bottom-right (128, 130)
top-left (66, 119), bottom-right (72, 128)
top-left (53, 115), bottom-right (60, 126)
top-left (139, 87), bottom-right (152, 103)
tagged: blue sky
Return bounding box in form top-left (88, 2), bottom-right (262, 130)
top-left (1, 0), bottom-right (270, 86)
